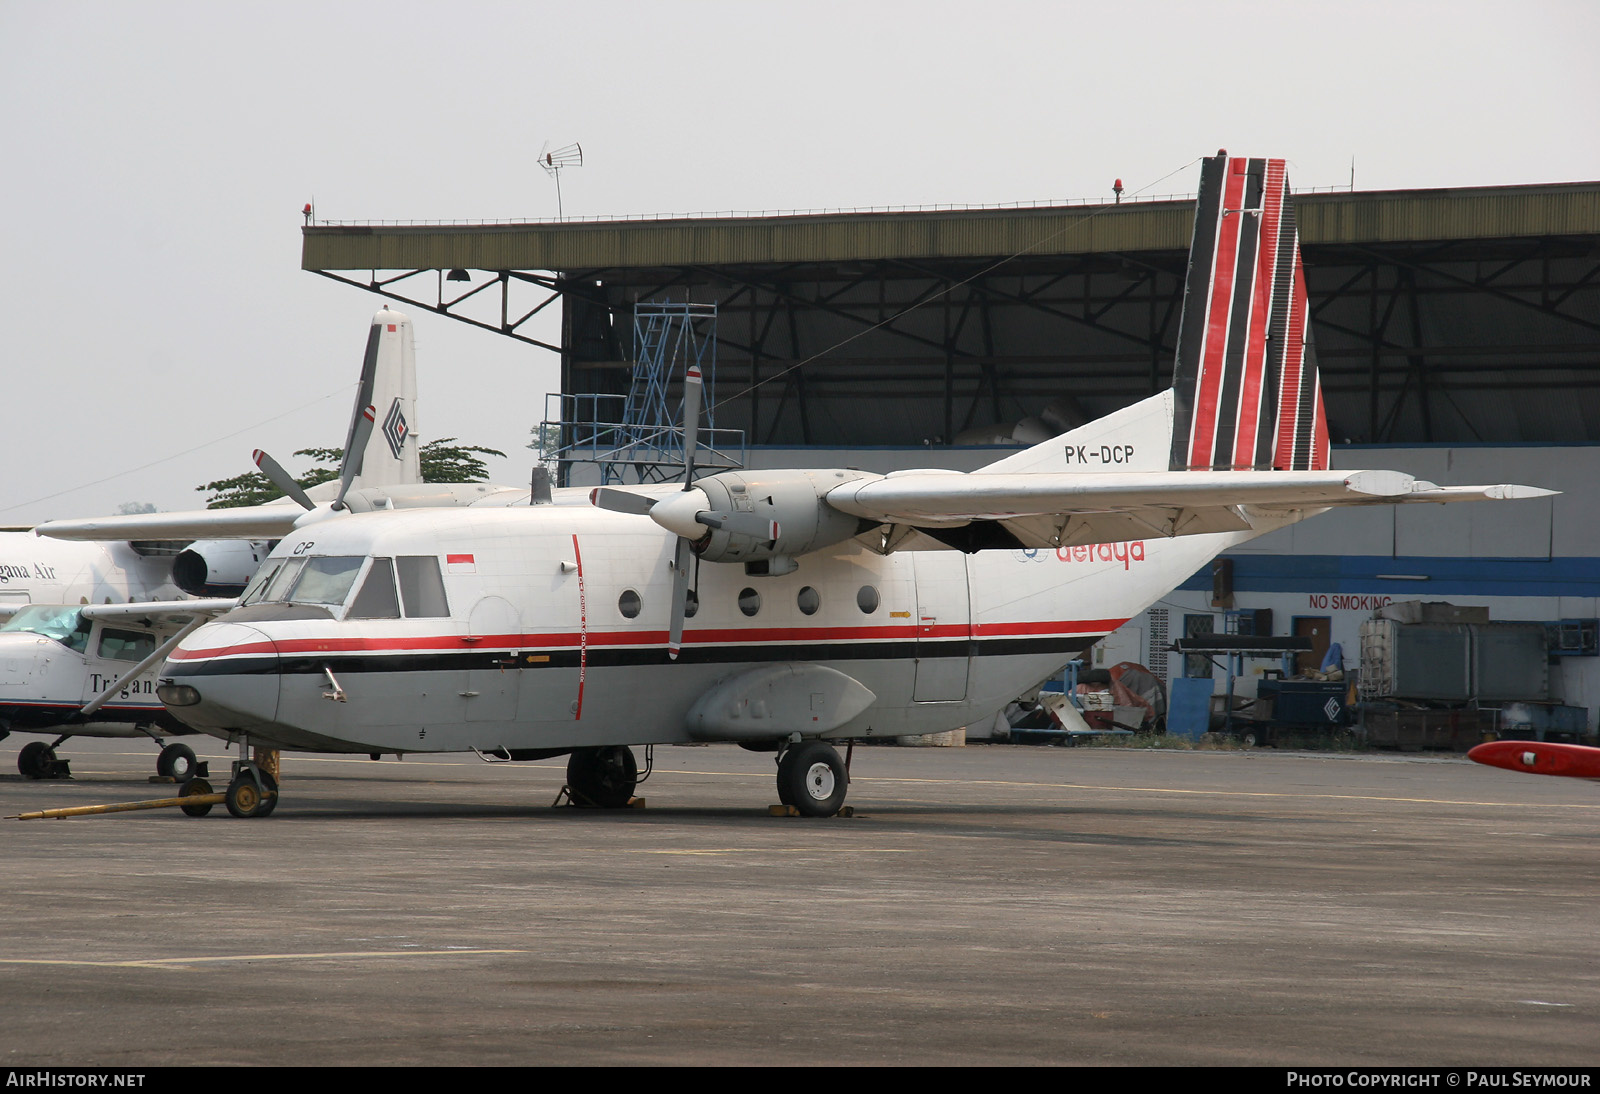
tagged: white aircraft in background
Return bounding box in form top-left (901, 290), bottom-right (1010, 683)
top-left (6, 307), bottom-right (527, 779)
top-left (44, 153), bottom-right (1552, 819)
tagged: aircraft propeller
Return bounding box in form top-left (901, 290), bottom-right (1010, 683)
top-left (251, 400), bottom-right (377, 520)
top-left (252, 450), bottom-right (316, 511)
top-left (592, 366), bottom-right (780, 660)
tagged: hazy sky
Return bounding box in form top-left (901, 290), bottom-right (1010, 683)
top-left (2, 0), bottom-right (1596, 523)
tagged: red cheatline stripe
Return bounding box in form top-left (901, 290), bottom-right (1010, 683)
top-left (167, 618), bottom-right (1128, 663)
top-left (1189, 159), bottom-right (1249, 469)
top-left (1231, 160), bottom-right (1285, 470)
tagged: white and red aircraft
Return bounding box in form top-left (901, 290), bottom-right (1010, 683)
top-left (7, 307), bottom-right (525, 779)
top-left (45, 153), bottom-right (1553, 819)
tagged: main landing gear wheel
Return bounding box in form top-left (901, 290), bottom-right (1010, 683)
top-left (565, 746), bottom-right (638, 808)
top-left (157, 743), bottom-right (197, 780)
top-left (777, 740), bottom-right (848, 818)
top-left (180, 778), bottom-right (215, 818)
top-left (225, 769), bottom-right (278, 819)
top-left (18, 741), bottom-right (57, 780)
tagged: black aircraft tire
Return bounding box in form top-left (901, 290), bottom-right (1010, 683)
top-left (566, 746), bottom-right (638, 808)
top-left (180, 778), bottom-right (215, 818)
top-left (777, 740), bottom-right (848, 818)
top-left (254, 769), bottom-right (279, 817)
top-left (18, 741), bottom-right (55, 780)
top-left (157, 743), bottom-right (197, 780)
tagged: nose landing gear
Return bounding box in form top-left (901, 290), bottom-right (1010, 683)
top-left (200, 735), bottom-right (280, 819)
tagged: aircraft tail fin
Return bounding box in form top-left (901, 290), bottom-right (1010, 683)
top-left (1169, 153), bottom-right (1328, 473)
top-left (979, 152), bottom-right (1327, 479)
top-left (343, 307), bottom-right (421, 489)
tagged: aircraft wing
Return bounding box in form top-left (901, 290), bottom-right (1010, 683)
top-left (825, 470), bottom-right (1555, 550)
top-left (80, 598), bottom-right (239, 620)
top-left (34, 505), bottom-right (304, 542)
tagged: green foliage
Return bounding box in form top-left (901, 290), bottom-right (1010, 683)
top-left (198, 438), bottom-right (505, 509)
top-left (419, 438), bottom-right (505, 483)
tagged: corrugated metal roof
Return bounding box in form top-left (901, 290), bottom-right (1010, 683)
top-left (303, 182), bottom-right (1600, 273)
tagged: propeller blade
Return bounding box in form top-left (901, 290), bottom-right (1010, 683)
top-left (667, 537), bottom-right (691, 661)
top-left (590, 487), bottom-right (657, 516)
top-left (333, 404), bottom-right (377, 510)
top-left (252, 450), bottom-right (315, 511)
top-left (681, 364), bottom-right (703, 488)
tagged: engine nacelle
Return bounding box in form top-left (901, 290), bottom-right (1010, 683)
top-left (689, 469), bottom-right (875, 564)
top-left (172, 540), bottom-right (270, 597)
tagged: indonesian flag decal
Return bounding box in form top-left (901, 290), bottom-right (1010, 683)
top-left (447, 553), bottom-right (477, 574)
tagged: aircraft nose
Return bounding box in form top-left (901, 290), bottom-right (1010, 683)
top-left (0, 633), bottom-right (73, 713)
top-left (160, 621), bottom-right (281, 732)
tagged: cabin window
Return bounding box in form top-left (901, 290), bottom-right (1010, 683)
top-left (737, 588), bottom-right (761, 617)
top-left (797, 586), bottom-right (821, 616)
top-left (397, 556), bottom-right (450, 618)
top-left (348, 558), bottom-right (401, 619)
top-left (684, 589), bottom-right (699, 618)
top-left (287, 556), bottom-right (366, 607)
top-left (857, 585), bottom-right (880, 614)
top-left (98, 628), bottom-right (157, 663)
top-left (1, 606), bottom-right (92, 654)
top-left (618, 589), bottom-right (642, 619)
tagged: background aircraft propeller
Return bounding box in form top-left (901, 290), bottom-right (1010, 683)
top-left (251, 449), bottom-right (316, 511)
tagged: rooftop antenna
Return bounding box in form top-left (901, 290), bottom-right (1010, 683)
top-left (539, 141), bottom-right (583, 219)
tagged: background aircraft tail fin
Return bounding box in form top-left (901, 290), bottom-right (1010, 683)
top-left (1168, 153), bottom-right (1329, 473)
top-left (343, 307), bottom-right (421, 489)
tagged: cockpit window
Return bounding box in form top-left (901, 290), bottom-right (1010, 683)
top-left (257, 558), bottom-right (306, 604)
top-left (348, 557), bottom-right (401, 619)
top-left (239, 561), bottom-right (284, 606)
top-left (288, 556), bottom-right (365, 606)
top-left (98, 628), bottom-right (157, 663)
top-left (1, 606), bottom-right (92, 654)
top-left (396, 556), bottom-right (450, 618)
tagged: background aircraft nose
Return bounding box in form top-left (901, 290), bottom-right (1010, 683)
top-left (161, 621), bottom-right (282, 732)
top-left (0, 632), bottom-right (77, 712)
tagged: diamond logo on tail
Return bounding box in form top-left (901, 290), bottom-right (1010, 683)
top-left (382, 398), bottom-right (410, 460)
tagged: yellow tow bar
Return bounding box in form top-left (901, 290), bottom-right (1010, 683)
top-left (10, 779), bottom-right (227, 820)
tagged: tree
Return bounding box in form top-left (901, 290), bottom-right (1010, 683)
top-left (198, 438), bottom-right (506, 509)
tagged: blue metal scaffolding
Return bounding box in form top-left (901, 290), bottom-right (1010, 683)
top-left (540, 300), bottom-right (745, 484)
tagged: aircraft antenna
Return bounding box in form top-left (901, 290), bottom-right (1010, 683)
top-left (539, 141), bottom-right (583, 219)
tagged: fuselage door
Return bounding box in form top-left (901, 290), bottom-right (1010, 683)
top-left (466, 595), bottom-right (521, 723)
top-left (911, 552), bottom-right (970, 702)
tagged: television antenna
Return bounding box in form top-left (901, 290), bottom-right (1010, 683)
top-left (539, 141), bottom-right (583, 218)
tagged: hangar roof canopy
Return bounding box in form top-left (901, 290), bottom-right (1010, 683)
top-left (301, 181), bottom-right (1600, 450)
top-left (303, 182), bottom-right (1600, 273)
